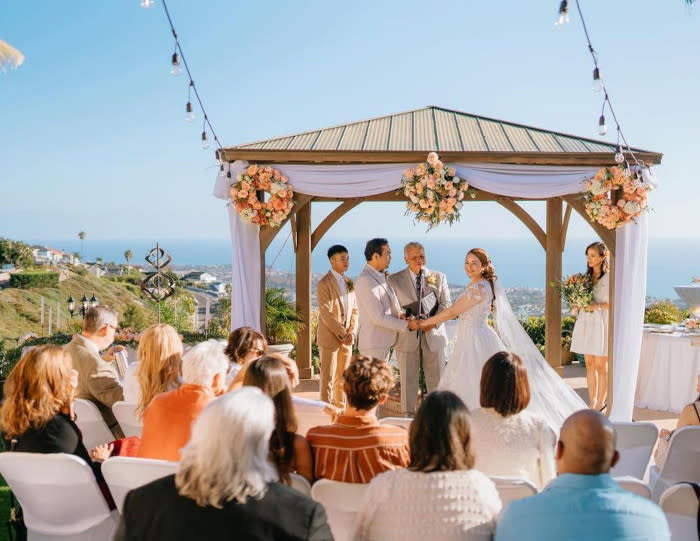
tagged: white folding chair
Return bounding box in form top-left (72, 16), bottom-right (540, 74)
top-left (614, 476), bottom-right (652, 499)
top-left (650, 426), bottom-right (700, 501)
top-left (72, 398), bottom-right (114, 449)
top-left (294, 400), bottom-right (332, 436)
top-left (610, 421), bottom-right (658, 479)
top-left (112, 401), bottom-right (143, 438)
top-left (311, 479), bottom-right (369, 541)
top-left (378, 417), bottom-right (413, 430)
top-left (490, 477), bottom-right (538, 507)
top-left (0, 452), bottom-right (119, 540)
top-left (659, 483), bottom-right (700, 541)
top-left (102, 456), bottom-right (177, 513)
top-left (289, 473), bottom-right (312, 496)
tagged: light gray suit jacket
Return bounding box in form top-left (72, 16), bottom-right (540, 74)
top-left (388, 267), bottom-right (451, 353)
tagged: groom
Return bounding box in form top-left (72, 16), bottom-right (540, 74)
top-left (388, 242), bottom-right (451, 415)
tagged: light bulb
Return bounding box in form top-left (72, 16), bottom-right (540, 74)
top-left (170, 53), bottom-right (180, 75)
top-left (555, 0), bottom-right (569, 26)
top-left (614, 147), bottom-right (625, 164)
top-left (140, 0), bottom-right (154, 7)
top-left (592, 67), bottom-right (603, 92)
top-left (201, 131), bottom-right (210, 150)
top-left (598, 115), bottom-right (607, 136)
top-left (185, 101), bottom-right (195, 122)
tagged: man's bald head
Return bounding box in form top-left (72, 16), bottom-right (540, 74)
top-left (556, 409), bottom-right (619, 475)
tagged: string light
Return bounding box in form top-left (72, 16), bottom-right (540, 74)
top-left (201, 122), bottom-right (210, 149)
top-left (598, 114), bottom-right (607, 136)
top-left (170, 50), bottom-right (180, 76)
top-left (592, 67), bottom-right (603, 93)
top-left (614, 145), bottom-right (625, 164)
top-left (555, 0), bottom-right (570, 26)
top-left (185, 82), bottom-right (195, 122)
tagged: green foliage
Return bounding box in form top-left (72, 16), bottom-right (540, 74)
top-left (644, 300), bottom-right (684, 324)
top-left (265, 288), bottom-right (305, 345)
top-left (520, 315), bottom-right (577, 353)
top-left (120, 303), bottom-right (152, 331)
top-left (0, 237), bottom-right (35, 269)
top-left (124, 250), bottom-right (133, 264)
top-left (0, 333), bottom-right (73, 379)
top-left (148, 290), bottom-right (196, 333)
top-left (10, 271), bottom-right (59, 289)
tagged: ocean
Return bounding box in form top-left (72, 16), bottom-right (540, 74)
top-left (31, 236), bottom-right (698, 301)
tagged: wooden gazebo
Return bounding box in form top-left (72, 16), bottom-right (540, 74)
top-left (217, 106), bottom-right (662, 412)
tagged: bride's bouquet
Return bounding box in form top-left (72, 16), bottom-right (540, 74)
top-left (552, 273), bottom-right (593, 314)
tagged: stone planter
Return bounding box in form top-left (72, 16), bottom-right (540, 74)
top-left (561, 347), bottom-right (574, 366)
top-left (267, 343), bottom-right (295, 357)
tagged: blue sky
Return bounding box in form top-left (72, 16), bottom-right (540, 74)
top-left (1, 0), bottom-right (699, 244)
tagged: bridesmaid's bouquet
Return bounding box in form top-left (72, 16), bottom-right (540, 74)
top-left (552, 273), bottom-right (593, 314)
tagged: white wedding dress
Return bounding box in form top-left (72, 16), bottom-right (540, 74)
top-left (438, 279), bottom-right (586, 431)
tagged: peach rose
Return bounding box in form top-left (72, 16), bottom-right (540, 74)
top-left (246, 165), bottom-right (258, 176)
top-left (416, 164), bottom-right (427, 176)
top-left (404, 168), bottom-right (415, 178)
top-left (239, 190), bottom-right (249, 199)
top-left (426, 179), bottom-right (436, 190)
top-left (427, 152), bottom-right (439, 166)
top-left (416, 183), bottom-right (424, 194)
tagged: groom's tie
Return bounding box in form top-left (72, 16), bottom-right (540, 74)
top-left (415, 269), bottom-right (423, 316)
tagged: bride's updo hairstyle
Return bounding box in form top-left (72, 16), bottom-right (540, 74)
top-left (467, 248), bottom-right (497, 312)
top-left (585, 242), bottom-right (609, 279)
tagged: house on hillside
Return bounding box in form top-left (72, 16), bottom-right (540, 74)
top-left (183, 271), bottom-right (217, 283)
top-left (85, 263), bottom-right (105, 278)
top-left (209, 281), bottom-right (229, 296)
top-left (104, 265), bottom-right (124, 277)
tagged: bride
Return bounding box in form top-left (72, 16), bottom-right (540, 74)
top-left (416, 248), bottom-right (586, 430)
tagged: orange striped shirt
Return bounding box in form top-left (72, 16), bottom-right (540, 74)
top-left (306, 414), bottom-right (410, 483)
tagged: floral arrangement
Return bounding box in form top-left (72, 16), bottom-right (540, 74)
top-left (426, 273), bottom-right (439, 287)
top-left (400, 152), bottom-right (475, 228)
top-left (684, 318), bottom-right (699, 331)
top-left (229, 164), bottom-right (294, 227)
top-left (552, 273), bottom-right (594, 313)
top-left (344, 277), bottom-right (354, 292)
top-left (583, 166), bottom-right (650, 229)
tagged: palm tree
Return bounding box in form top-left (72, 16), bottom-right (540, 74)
top-left (78, 231), bottom-right (86, 258)
top-left (124, 249), bottom-right (133, 265)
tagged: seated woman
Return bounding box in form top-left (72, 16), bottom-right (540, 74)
top-left (243, 356), bottom-right (313, 483)
top-left (114, 388), bottom-right (332, 541)
top-left (223, 326), bottom-right (266, 385)
top-left (654, 371), bottom-right (700, 469)
top-left (123, 323), bottom-right (183, 418)
top-left (469, 351), bottom-right (556, 490)
top-left (353, 391), bottom-right (502, 541)
top-left (0, 345), bottom-right (115, 507)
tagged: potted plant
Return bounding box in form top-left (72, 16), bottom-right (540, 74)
top-left (264, 288), bottom-right (305, 356)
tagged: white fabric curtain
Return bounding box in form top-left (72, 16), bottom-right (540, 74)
top-left (213, 160), bottom-right (654, 420)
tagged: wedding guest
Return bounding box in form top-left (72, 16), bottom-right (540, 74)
top-left (570, 242), bottom-right (610, 411)
top-left (495, 410), bottom-right (670, 541)
top-left (224, 326), bottom-right (266, 385)
top-left (64, 305), bottom-right (125, 437)
top-left (243, 356), bottom-right (314, 483)
top-left (0, 346), bottom-right (115, 507)
top-left (138, 340), bottom-right (228, 461)
top-left (353, 391), bottom-right (501, 541)
top-left (316, 244), bottom-right (358, 408)
top-left (306, 355), bottom-right (409, 483)
top-left (470, 351), bottom-right (556, 489)
top-left (116, 388), bottom-right (332, 540)
top-left (123, 323), bottom-right (183, 418)
top-left (654, 371), bottom-right (700, 468)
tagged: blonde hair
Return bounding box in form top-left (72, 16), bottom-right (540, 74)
top-left (0, 345), bottom-right (74, 439)
top-left (175, 388), bottom-right (276, 507)
top-left (135, 324), bottom-right (183, 418)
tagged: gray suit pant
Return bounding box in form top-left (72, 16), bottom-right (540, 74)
top-left (397, 333), bottom-right (441, 415)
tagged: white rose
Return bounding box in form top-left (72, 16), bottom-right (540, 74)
top-left (623, 201), bottom-right (641, 215)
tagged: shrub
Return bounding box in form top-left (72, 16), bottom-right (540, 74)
top-left (644, 300), bottom-right (684, 324)
top-left (9, 271), bottom-right (59, 289)
top-left (265, 288), bottom-right (304, 345)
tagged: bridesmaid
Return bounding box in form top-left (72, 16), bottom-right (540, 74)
top-left (570, 242), bottom-right (610, 411)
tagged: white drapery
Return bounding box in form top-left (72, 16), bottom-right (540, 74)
top-left (213, 160), bottom-right (654, 421)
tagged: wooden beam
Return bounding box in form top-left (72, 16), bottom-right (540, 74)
top-left (545, 198), bottom-right (563, 374)
top-left (561, 203), bottom-right (573, 252)
top-left (496, 197), bottom-right (547, 250)
top-left (311, 201), bottom-right (360, 251)
top-left (295, 202), bottom-right (313, 379)
top-left (260, 195), bottom-right (312, 252)
top-left (289, 213), bottom-right (298, 252)
top-left (562, 195), bottom-right (616, 251)
top-left (311, 189), bottom-right (524, 203)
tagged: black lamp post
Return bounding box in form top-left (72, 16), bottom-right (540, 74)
top-left (67, 293), bottom-right (98, 318)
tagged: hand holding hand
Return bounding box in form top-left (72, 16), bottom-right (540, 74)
top-left (90, 442), bottom-right (114, 462)
top-left (278, 355), bottom-right (300, 388)
top-left (407, 319), bottom-right (420, 331)
top-left (342, 333), bottom-right (353, 346)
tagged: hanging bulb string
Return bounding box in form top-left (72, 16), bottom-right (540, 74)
top-left (160, 0), bottom-right (222, 150)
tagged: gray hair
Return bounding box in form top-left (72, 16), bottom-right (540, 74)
top-left (175, 387), bottom-right (277, 507)
top-left (83, 306), bottom-right (118, 334)
top-left (181, 340), bottom-right (229, 386)
top-left (404, 241), bottom-right (424, 256)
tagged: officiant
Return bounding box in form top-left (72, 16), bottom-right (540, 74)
top-left (388, 242), bottom-right (452, 415)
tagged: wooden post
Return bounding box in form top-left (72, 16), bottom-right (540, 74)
top-left (295, 202), bottom-right (313, 379)
top-left (606, 245), bottom-right (615, 415)
top-left (545, 198), bottom-right (563, 375)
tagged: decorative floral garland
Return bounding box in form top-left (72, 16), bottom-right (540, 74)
top-left (229, 165), bottom-right (294, 227)
top-left (583, 166), bottom-right (650, 229)
top-left (400, 152), bottom-right (475, 228)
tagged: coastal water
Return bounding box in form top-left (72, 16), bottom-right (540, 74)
top-left (31, 237), bottom-right (698, 301)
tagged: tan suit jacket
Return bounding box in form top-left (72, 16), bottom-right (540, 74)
top-left (316, 271), bottom-right (358, 348)
top-left (65, 334), bottom-right (124, 433)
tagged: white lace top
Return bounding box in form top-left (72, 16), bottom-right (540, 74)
top-left (470, 407), bottom-right (557, 490)
top-left (352, 468), bottom-right (501, 541)
top-left (458, 280), bottom-right (493, 328)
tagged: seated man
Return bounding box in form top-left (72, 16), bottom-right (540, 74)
top-left (306, 355), bottom-right (409, 483)
top-left (138, 340), bottom-right (228, 461)
top-left (495, 409), bottom-right (670, 541)
top-left (65, 305), bottom-right (124, 437)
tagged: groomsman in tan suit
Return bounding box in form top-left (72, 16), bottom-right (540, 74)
top-left (316, 245), bottom-right (359, 407)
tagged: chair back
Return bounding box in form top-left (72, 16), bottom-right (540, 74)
top-left (490, 476), bottom-right (538, 507)
top-left (112, 401), bottom-right (143, 438)
top-left (652, 426), bottom-right (700, 501)
top-left (311, 479), bottom-right (368, 541)
top-left (659, 483), bottom-right (700, 541)
top-left (614, 476), bottom-right (652, 499)
top-left (289, 473), bottom-right (311, 496)
top-left (378, 417), bottom-right (413, 430)
top-left (72, 398), bottom-right (115, 449)
top-left (102, 456), bottom-right (177, 513)
top-left (0, 452), bottom-right (118, 538)
top-left (610, 421), bottom-right (658, 479)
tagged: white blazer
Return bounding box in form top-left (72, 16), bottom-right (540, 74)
top-left (355, 264), bottom-right (408, 352)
